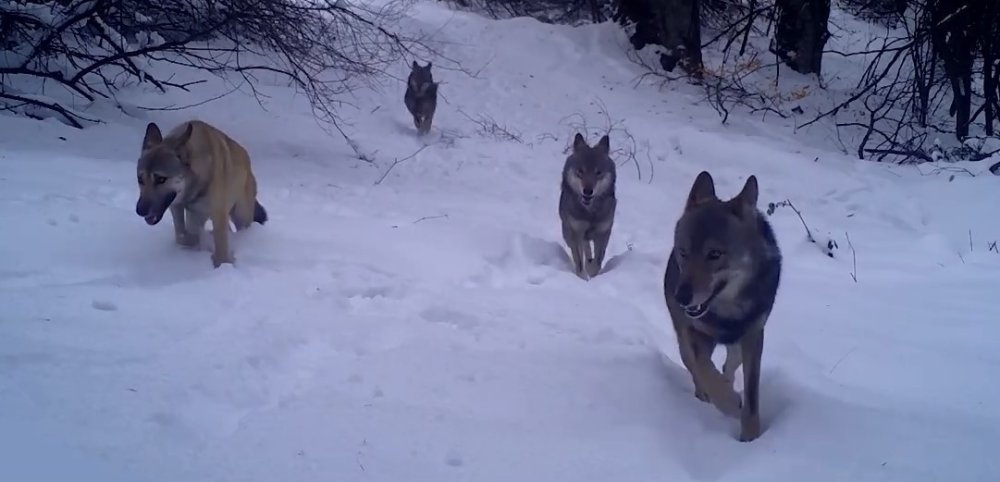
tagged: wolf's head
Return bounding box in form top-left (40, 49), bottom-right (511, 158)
top-left (408, 61), bottom-right (435, 94)
top-left (671, 171), bottom-right (763, 319)
top-left (135, 122), bottom-right (192, 226)
top-left (563, 133), bottom-right (616, 208)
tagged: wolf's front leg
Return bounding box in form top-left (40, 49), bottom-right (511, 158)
top-left (209, 209), bottom-right (234, 267)
top-left (587, 228), bottom-right (612, 278)
top-left (182, 209), bottom-right (207, 249)
top-left (170, 205), bottom-right (199, 247)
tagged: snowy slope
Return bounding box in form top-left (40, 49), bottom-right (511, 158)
top-left (2, 1), bottom-right (1000, 481)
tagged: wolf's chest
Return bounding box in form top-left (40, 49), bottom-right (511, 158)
top-left (692, 312), bottom-right (753, 345)
top-left (178, 190), bottom-right (210, 214)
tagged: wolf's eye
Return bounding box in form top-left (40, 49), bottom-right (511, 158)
top-left (137, 175), bottom-right (144, 186)
top-left (154, 175), bottom-right (167, 185)
top-left (677, 249), bottom-right (688, 259)
top-left (594, 170), bottom-right (603, 176)
top-left (706, 249), bottom-right (723, 260)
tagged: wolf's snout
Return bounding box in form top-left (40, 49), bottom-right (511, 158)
top-left (675, 282), bottom-right (693, 306)
top-left (136, 198), bottom-right (150, 217)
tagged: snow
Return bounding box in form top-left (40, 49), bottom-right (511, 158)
top-left (2, 1), bottom-right (1000, 481)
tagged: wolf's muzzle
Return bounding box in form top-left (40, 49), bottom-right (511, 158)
top-left (135, 192), bottom-right (177, 226)
top-left (676, 281), bottom-right (728, 319)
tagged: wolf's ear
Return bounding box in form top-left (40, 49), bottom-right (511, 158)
top-left (425, 61), bottom-right (432, 69)
top-left (412, 60), bottom-right (419, 70)
top-left (142, 122), bottom-right (162, 151)
top-left (595, 135), bottom-right (610, 156)
top-left (175, 123), bottom-right (194, 146)
top-left (572, 133), bottom-right (588, 152)
top-left (685, 171), bottom-right (717, 210)
top-left (729, 175), bottom-right (759, 216)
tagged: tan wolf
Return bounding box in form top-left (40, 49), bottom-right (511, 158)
top-left (134, 120), bottom-right (268, 268)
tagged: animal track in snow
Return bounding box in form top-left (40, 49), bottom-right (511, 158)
top-left (91, 300), bottom-right (117, 311)
top-left (420, 306), bottom-right (480, 331)
top-left (445, 450), bottom-right (464, 467)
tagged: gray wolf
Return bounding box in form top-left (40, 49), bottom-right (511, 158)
top-left (404, 61), bottom-right (439, 135)
top-left (559, 133), bottom-right (617, 279)
top-left (134, 120), bottom-right (268, 268)
top-left (662, 171), bottom-right (782, 442)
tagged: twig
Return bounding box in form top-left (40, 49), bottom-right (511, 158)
top-left (0, 91), bottom-right (94, 128)
top-left (413, 214), bottom-right (449, 224)
top-left (135, 83), bottom-right (242, 111)
top-left (457, 108), bottom-right (523, 143)
top-left (767, 199), bottom-right (815, 242)
top-left (559, 97), bottom-right (643, 181)
top-left (373, 144), bottom-right (428, 185)
top-left (828, 346), bottom-right (858, 375)
top-left (845, 232), bottom-right (858, 283)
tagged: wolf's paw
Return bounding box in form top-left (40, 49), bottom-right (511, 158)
top-left (738, 417), bottom-right (761, 442)
top-left (585, 259), bottom-right (602, 278)
top-left (723, 371), bottom-right (737, 385)
top-left (211, 252), bottom-right (234, 268)
top-left (176, 233), bottom-right (200, 248)
top-left (713, 389), bottom-right (743, 418)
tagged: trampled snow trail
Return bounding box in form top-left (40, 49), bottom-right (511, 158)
top-left (1, 1), bottom-right (999, 481)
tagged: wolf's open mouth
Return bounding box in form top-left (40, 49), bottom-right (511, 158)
top-left (685, 304), bottom-right (709, 318)
top-left (682, 281), bottom-right (727, 319)
top-left (580, 195), bottom-right (593, 206)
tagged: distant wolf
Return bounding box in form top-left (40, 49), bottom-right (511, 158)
top-left (559, 132), bottom-right (617, 280)
top-left (404, 60), bottom-right (439, 135)
top-left (134, 120), bottom-right (268, 268)
top-left (663, 171), bottom-right (782, 442)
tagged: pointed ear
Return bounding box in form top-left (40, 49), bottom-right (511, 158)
top-left (142, 122), bottom-right (162, 151)
top-left (412, 60), bottom-right (419, 70)
top-left (685, 171), bottom-right (717, 210)
top-left (175, 123), bottom-right (194, 146)
top-left (572, 133), bottom-right (588, 153)
top-left (425, 61), bottom-right (432, 69)
top-left (729, 175), bottom-right (759, 216)
top-left (595, 134), bottom-right (610, 156)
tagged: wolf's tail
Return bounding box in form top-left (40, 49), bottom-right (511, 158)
top-left (254, 201), bottom-right (268, 225)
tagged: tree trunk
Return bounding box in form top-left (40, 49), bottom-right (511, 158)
top-left (773, 0), bottom-right (831, 75)
top-left (651, 0), bottom-right (703, 77)
top-left (982, 0), bottom-right (997, 136)
top-left (931, 0), bottom-right (976, 141)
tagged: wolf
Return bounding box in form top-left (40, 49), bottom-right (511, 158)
top-left (134, 120), bottom-right (268, 268)
top-left (559, 133), bottom-right (617, 280)
top-left (662, 171), bottom-right (782, 442)
top-left (404, 60), bottom-right (439, 135)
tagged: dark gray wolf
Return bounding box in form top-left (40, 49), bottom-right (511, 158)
top-left (559, 133), bottom-right (617, 279)
top-left (135, 120), bottom-right (267, 268)
top-left (662, 171), bottom-right (782, 442)
top-left (404, 61), bottom-right (439, 135)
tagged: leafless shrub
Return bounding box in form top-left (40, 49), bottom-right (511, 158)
top-left (557, 98), bottom-right (652, 182)
top-left (767, 198), bottom-right (839, 257)
top-left (1, 0), bottom-right (426, 159)
top-left (458, 108), bottom-right (524, 143)
top-left (440, 0), bottom-right (612, 25)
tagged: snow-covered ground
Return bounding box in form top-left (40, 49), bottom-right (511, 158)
top-left (2, 2), bottom-right (1000, 481)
